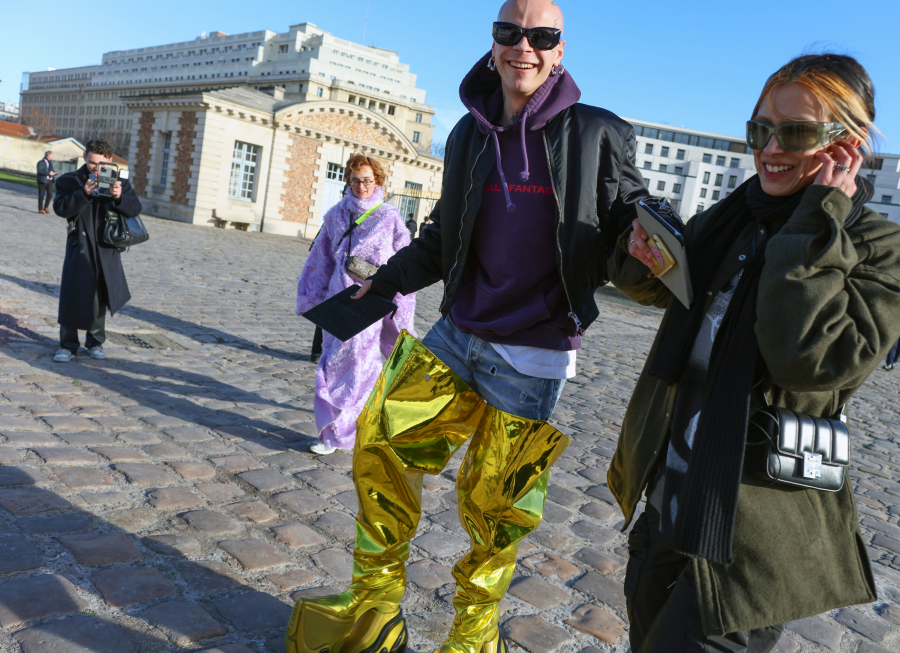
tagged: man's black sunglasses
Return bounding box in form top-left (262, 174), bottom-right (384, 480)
top-left (492, 22), bottom-right (561, 51)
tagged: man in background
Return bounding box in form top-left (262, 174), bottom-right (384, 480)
top-left (884, 335), bottom-right (900, 371)
top-left (417, 215), bottom-right (431, 237)
top-left (36, 151), bottom-right (56, 213)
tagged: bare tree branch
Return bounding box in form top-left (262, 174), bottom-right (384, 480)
top-left (430, 138), bottom-right (446, 159)
top-left (82, 119), bottom-right (132, 159)
top-left (21, 108), bottom-right (58, 142)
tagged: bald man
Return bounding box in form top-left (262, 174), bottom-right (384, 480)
top-left (285, 2), bottom-right (648, 652)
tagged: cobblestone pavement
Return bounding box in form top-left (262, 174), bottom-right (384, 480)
top-left (0, 180), bottom-right (899, 653)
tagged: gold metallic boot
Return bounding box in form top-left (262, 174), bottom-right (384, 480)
top-left (286, 331), bottom-right (488, 653)
top-left (437, 409), bottom-right (570, 653)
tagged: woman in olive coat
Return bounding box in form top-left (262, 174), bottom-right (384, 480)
top-left (608, 54), bottom-right (900, 652)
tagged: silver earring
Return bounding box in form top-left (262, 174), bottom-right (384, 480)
top-left (487, 57), bottom-right (496, 71)
top-left (550, 64), bottom-right (564, 77)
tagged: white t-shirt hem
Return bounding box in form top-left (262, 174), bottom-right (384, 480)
top-left (490, 343), bottom-right (577, 380)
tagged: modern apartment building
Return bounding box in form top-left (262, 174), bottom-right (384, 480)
top-left (628, 118), bottom-right (900, 224)
top-left (0, 101), bottom-right (20, 122)
top-left (863, 153), bottom-right (900, 224)
top-left (19, 22), bottom-right (435, 159)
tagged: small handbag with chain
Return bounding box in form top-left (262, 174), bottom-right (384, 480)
top-left (340, 201), bottom-right (383, 282)
top-left (102, 207), bottom-right (149, 252)
top-left (746, 393), bottom-right (850, 492)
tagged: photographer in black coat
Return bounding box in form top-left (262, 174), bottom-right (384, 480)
top-left (52, 140), bottom-right (142, 362)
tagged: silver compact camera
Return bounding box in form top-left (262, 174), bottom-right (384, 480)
top-left (95, 163), bottom-right (130, 197)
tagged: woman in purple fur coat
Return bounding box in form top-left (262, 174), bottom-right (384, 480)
top-left (296, 153), bottom-right (416, 454)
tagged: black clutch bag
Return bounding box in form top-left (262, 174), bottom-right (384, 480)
top-left (746, 404), bottom-right (850, 492)
top-left (103, 208), bottom-right (149, 251)
top-left (302, 285), bottom-right (397, 342)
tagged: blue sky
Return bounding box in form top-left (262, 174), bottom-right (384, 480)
top-left (2, 0), bottom-right (898, 151)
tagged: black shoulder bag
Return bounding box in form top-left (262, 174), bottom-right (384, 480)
top-left (102, 207), bottom-right (149, 252)
top-left (746, 392), bottom-right (850, 492)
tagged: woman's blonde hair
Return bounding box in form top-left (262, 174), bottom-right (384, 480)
top-left (344, 152), bottom-right (386, 186)
top-left (752, 53), bottom-right (880, 151)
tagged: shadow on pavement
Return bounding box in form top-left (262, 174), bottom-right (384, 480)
top-left (0, 181), bottom-right (38, 198)
top-left (0, 307), bottom-right (315, 437)
top-left (0, 483), bottom-right (296, 651)
top-left (0, 272), bottom-right (306, 363)
top-left (0, 310), bottom-right (338, 651)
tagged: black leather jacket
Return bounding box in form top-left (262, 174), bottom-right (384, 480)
top-left (370, 103), bottom-right (649, 334)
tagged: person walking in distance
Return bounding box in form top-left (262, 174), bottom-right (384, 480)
top-left (884, 335), bottom-right (900, 370)
top-left (52, 140), bottom-right (142, 362)
top-left (418, 215), bottom-right (431, 238)
top-left (285, 0), bottom-right (647, 651)
top-left (295, 152), bottom-right (416, 455)
top-left (405, 213), bottom-right (417, 238)
top-left (37, 151), bottom-right (56, 213)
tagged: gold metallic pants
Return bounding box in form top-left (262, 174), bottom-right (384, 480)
top-left (286, 331), bottom-right (569, 653)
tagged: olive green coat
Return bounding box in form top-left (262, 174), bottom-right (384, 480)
top-left (607, 184), bottom-right (900, 636)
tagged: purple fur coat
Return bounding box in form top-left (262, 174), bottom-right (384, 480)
top-left (296, 186), bottom-right (416, 448)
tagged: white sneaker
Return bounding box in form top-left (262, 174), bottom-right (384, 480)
top-left (309, 442), bottom-right (338, 455)
top-left (88, 346), bottom-right (106, 360)
top-left (53, 348), bottom-right (74, 362)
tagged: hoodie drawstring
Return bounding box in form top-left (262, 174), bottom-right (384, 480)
top-left (460, 51), bottom-right (581, 214)
top-left (491, 109), bottom-right (532, 213)
top-left (519, 110), bottom-right (530, 181)
top-left (492, 131), bottom-right (516, 213)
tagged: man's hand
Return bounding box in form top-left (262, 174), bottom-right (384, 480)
top-left (110, 181), bottom-right (122, 201)
top-left (352, 280), bottom-right (372, 299)
top-left (627, 218), bottom-right (657, 269)
top-left (83, 177), bottom-right (98, 198)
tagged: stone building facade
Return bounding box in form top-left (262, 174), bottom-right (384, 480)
top-left (124, 88), bottom-right (443, 238)
top-left (19, 23), bottom-right (436, 160)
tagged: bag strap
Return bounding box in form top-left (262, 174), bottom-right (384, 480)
top-left (755, 376), bottom-right (846, 422)
top-left (355, 201), bottom-right (383, 226)
top-left (338, 201), bottom-right (385, 248)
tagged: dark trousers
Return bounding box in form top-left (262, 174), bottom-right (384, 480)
top-left (60, 292), bottom-right (107, 353)
top-left (625, 505), bottom-right (784, 653)
top-left (887, 337), bottom-right (900, 367)
top-left (38, 183), bottom-right (53, 211)
top-left (311, 326), bottom-right (324, 358)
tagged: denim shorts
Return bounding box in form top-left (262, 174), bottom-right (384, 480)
top-left (421, 317), bottom-right (565, 421)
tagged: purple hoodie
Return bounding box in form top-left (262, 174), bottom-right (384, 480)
top-left (450, 51), bottom-right (583, 351)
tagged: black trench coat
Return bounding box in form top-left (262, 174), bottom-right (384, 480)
top-left (53, 165), bottom-right (142, 329)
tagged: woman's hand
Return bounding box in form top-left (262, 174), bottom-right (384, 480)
top-left (352, 280), bottom-right (372, 299)
top-left (813, 139), bottom-right (864, 198)
top-left (627, 218), bottom-right (657, 269)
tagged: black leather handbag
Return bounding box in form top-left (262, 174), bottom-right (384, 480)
top-left (102, 208), bottom-right (149, 251)
top-left (746, 402), bottom-right (850, 492)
